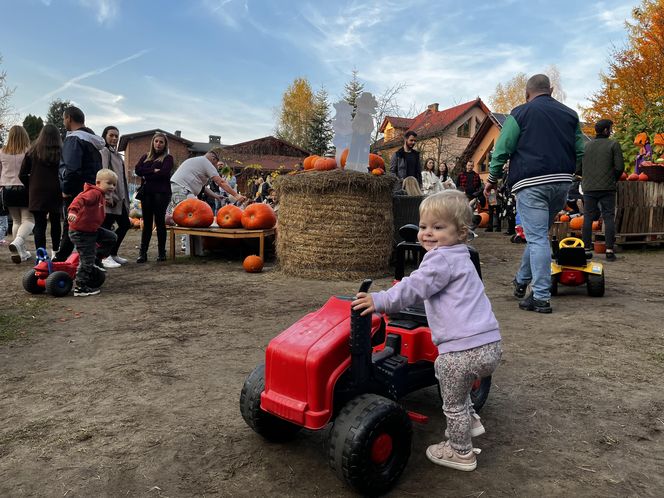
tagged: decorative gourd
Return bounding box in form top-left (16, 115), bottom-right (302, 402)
top-left (340, 148), bottom-right (349, 168)
top-left (314, 157), bottom-right (337, 171)
top-left (303, 155), bottom-right (320, 170)
top-left (619, 172), bottom-right (628, 181)
top-left (216, 205), bottom-right (243, 228)
top-left (638, 173), bottom-right (649, 181)
top-left (569, 216), bottom-right (584, 230)
top-left (371, 168), bottom-right (385, 176)
top-left (560, 214), bottom-right (571, 222)
top-left (368, 153), bottom-right (385, 171)
top-left (172, 198), bottom-right (214, 228)
top-left (243, 255), bottom-right (264, 273)
top-left (627, 173), bottom-right (639, 181)
top-left (241, 203), bottom-right (277, 230)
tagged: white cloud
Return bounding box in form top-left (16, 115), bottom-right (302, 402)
top-left (77, 0), bottom-right (119, 24)
top-left (200, 0), bottom-right (249, 29)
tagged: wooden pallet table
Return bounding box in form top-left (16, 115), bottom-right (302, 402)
top-left (615, 182), bottom-right (664, 246)
top-left (167, 226), bottom-right (276, 261)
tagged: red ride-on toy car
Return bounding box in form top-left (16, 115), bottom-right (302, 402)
top-left (240, 245), bottom-right (491, 496)
top-left (23, 248), bottom-right (105, 297)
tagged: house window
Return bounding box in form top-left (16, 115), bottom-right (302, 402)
top-left (475, 117), bottom-right (482, 135)
top-left (457, 119), bottom-right (471, 138)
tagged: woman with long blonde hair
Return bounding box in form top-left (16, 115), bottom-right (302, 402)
top-left (0, 125), bottom-right (34, 263)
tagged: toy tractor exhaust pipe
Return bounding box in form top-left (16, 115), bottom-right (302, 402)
top-left (350, 279), bottom-right (373, 390)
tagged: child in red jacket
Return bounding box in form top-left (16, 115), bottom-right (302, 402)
top-left (67, 169), bottom-right (118, 296)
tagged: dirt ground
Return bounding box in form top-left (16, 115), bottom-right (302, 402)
top-left (1, 228), bottom-right (663, 498)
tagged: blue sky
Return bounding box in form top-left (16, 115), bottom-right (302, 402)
top-left (1, 0), bottom-right (636, 144)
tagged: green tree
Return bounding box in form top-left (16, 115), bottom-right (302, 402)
top-left (22, 114), bottom-right (44, 141)
top-left (46, 98), bottom-right (72, 139)
top-left (307, 87), bottom-right (333, 156)
top-left (275, 78), bottom-right (315, 149)
top-left (613, 96), bottom-right (664, 173)
top-left (0, 54), bottom-right (15, 146)
top-left (343, 69), bottom-right (364, 118)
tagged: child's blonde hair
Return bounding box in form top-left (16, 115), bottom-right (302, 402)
top-left (97, 169), bottom-right (118, 183)
top-left (419, 190), bottom-right (472, 236)
top-left (402, 176), bottom-right (422, 196)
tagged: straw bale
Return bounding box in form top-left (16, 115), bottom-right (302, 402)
top-left (275, 170), bottom-right (397, 280)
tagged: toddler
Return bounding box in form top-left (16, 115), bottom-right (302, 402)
top-left (352, 189), bottom-right (502, 471)
top-left (67, 169), bottom-right (118, 296)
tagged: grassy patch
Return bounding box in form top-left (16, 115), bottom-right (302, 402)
top-left (0, 299), bottom-right (50, 342)
top-left (651, 351), bottom-right (664, 365)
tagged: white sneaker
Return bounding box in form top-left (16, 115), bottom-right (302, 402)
top-left (111, 255), bottom-right (128, 264)
top-left (102, 256), bottom-right (121, 268)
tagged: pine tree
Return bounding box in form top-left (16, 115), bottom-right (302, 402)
top-left (343, 69), bottom-right (364, 118)
top-left (46, 98), bottom-right (72, 139)
top-left (307, 87), bottom-right (333, 156)
top-left (23, 114), bottom-right (44, 141)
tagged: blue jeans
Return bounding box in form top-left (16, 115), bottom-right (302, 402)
top-left (515, 182), bottom-right (570, 301)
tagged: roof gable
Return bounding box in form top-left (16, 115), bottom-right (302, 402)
top-left (223, 136), bottom-right (310, 157)
top-left (408, 98), bottom-right (490, 138)
top-left (379, 116), bottom-right (415, 133)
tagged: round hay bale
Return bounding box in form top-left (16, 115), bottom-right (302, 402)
top-left (274, 169), bottom-right (397, 280)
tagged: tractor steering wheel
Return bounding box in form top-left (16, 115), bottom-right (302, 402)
top-left (559, 237), bottom-right (584, 249)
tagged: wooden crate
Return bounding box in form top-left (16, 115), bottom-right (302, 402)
top-left (615, 182), bottom-right (664, 235)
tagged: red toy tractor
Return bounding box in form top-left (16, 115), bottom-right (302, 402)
top-left (240, 246), bottom-right (491, 495)
top-left (22, 248), bottom-right (105, 297)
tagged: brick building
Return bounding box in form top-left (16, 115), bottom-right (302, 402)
top-left (372, 98), bottom-right (491, 176)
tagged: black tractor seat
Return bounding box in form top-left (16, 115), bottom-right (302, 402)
top-left (556, 247), bottom-right (589, 267)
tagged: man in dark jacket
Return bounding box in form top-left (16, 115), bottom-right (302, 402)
top-left (484, 74), bottom-right (585, 313)
top-left (390, 131), bottom-right (421, 186)
top-left (576, 119), bottom-right (624, 261)
top-left (456, 161), bottom-right (481, 200)
top-left (53, 106), bottom-right (105, 262)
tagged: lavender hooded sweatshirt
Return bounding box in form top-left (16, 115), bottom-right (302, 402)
top-left (372, 244), bottom-right (501, 354)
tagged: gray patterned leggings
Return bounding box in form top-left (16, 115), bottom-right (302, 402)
top-left (435, 341), bottom-right (502, 453)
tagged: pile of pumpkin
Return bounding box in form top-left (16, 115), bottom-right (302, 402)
top-left (301, 148), bottom-right (387, 175)
top-left (559, 214), bottom-right (602, 231)
top-left (172, 198), bottom-right (276, 273)
top-left (620, 171), bottom-right (651, 182)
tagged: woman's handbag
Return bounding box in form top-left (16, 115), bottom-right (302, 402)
top-left (135, 183), bottom-right (145, 201)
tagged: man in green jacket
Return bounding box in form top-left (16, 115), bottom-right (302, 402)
top-left (575, 119), bottom-right (625, 261)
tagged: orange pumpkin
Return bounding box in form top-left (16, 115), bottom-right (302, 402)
top-left (592, 220), bottom-right (602, 231)
top-left (371, 168), bottom-right (385, 176)
top-left (340, 148), bottom-right (349, 168)
top-left (627, 173), bottom-right (639, 181)
top-left (314, 157), bottom-right (337, 171)
top-left (654, 133), bottom-right (664, 146)
top-left (569, 216), bottom-right (584, 230)
top-left (243, 255), bottom-right (264, 273)
top-left (241, 203), bottom-right (277, 229)
top-left (368, 153), bottom-right (385, 171)
top-left (173, 198), bottom-right (214, 228)
top-left (303, 155), bottom-right (320, 170)
top-left (560, 214), bottom-right (571, 222)
top-left (638, 173), bottom-right (649, 181)
top-left (477, 212), bottom-right (490, 228)
top-left (619, 172), bottom-right (628, 181)
top-left (216, 205), bottom-right (243, 228)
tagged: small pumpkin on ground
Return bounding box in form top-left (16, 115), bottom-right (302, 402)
top-left (243, 255), bottom-right (264, 273)
top-left (216, 205), bottom-right (243, 228)
top-left (173, 198), bottom-right (214, 228)
top-left (314, 157), bottom-right (337, 171)
top-left (241, 203), bottom-right (277, 230)
top-left (371, 168), bottom-right (385, 176)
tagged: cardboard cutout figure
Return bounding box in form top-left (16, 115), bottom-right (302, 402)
top-left (346, 92), bottom-right (377, 172)
top-left (332, 101), bottom-right (353, 168)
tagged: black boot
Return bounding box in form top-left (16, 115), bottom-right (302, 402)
top-left (156, 253), bottom-right (166, 262)
top-left (137, 252), bottom-right (148, 263)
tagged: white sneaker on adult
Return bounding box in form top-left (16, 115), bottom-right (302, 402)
top-left (111, 255), bottom-right (128, 264)
top-left (102, 256), bottom-right (121, 269)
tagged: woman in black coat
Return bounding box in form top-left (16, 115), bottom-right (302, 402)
top-left (19, 124), bottom-right (63, 253)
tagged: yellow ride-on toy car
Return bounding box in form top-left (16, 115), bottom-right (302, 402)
top-left (551, 237), bottom-right (605, 297)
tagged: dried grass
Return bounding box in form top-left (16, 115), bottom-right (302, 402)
top-left (274, 170), bottom-right (397, 280)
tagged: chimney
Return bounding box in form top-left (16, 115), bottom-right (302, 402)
top-left (428, 103), bottom-right (439, 113)
top-left (174, 130), bottom-right (181, 137)
top-left (209, 135), bottom-right (221, 144)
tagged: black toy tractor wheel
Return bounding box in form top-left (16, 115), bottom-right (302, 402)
top-left (587, 273), bottom-right (605, 297)
top-left (240, 364), bottom-right (301, 442)
top-left (45, 271), bottom-right (73, 297)
top-left (329, 394), bottom-right (412, 496)
top-left (89, 266), bottom-right (106, 289)
top-left (550, 275), bottom-right (559, 296)
top-left (23, 270), bottom-right (44, 294)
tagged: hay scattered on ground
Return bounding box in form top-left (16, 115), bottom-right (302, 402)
top-left (275, 170), bottom-right (397, 280)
